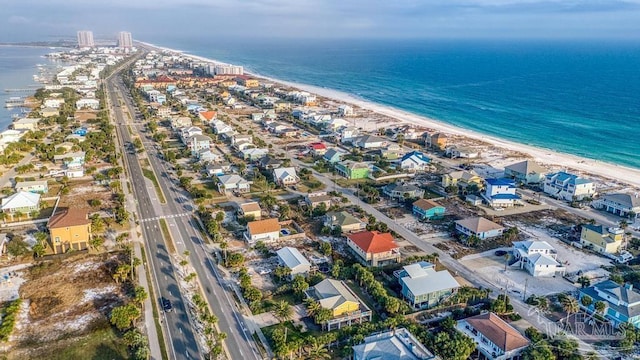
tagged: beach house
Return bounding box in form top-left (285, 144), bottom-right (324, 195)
top-left (544, 171), bottom-right (596, 201)
top-left (48, 208), bottom-right (92, 254)
top-left (512, 240), bottom-right (566, 277)
top-left (504, 160), bottom-right (548, 185)
top-left (324, 211), bottom-right (367, 233)
top-left (347, 231), bottom-right (401, 267)
top-left (323, 148), bottom-right (345, 164)
top-left (335, 161), bottom-right (369, 179)
top-left (187, 134), bottom-right (211, 155)
top-left (304, 279), bottom-right (372, 331)
top-left (412, 199), bottom-right (445, 220)
top-left (455, 217), bottom-right (505, 240)
top-left (592, 193), bottom-right (640, 219)
top-left (14, 180), bottom-right (48, 194)
top-left (383, 182), bottom-right (425, 201)
top-left (441, 170), bottom-right (483, 191)
top-left (399, 151), bottom-right (431, 172)
top-left (12, 117), bottom-right (40, 131)
top-left (216, 174), bottom-right (251, 194)
top-left (276, 247), bottom-right (311, 279)
top-left (578, 281), bottom-right (640, 329)
top-left (395, 261), bottom-right (460, 309)
top-left (244, 218), bottom-right (281, 244)
top-left (482, 178), bottom-right (521, 208)
top-left (580, 224), bottom-right (624, 254)
top-left (273, 167), bottom-right (300, 186)
top-left (352, 328), bottom-right (436, 360)
top-left (238, 202), bottom-right (262, 220)
top-left (428, 133), bottom-right (448, 149)
top-left (457, 313), bottom-right (530, 360)
top-left (1, 191), bottom-right (40, 215)
top-left (305, 192), bottom-right (333, 210)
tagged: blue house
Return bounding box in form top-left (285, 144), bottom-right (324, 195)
top-left (73, 127), bottom-right (88, 136)
top-left (400, 151), bottom-right (431, 171)
top-left (412, 199), bottom-right (445, 220)
top-left (578, 280), bottom-right (640, 329)
top-left (482, 178), bottom-right (521, 208)
top-left (323, 148), bottom-right (344, 164)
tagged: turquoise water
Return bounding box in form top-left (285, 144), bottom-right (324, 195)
top-left (147, 37), bottom-right (640, 169)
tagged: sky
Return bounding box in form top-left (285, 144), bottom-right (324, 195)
top-left (2, 0), bottom-right (640, 42)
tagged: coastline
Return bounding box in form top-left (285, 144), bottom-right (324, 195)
top-left (140, 41), bottom-right (640, 189)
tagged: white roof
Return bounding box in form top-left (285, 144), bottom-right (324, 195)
top-left (1, 191), bottom-right (41, 210)
top-left (528, 253), bottom-right (562, 267)
top-left (513, 240), bottom-right (555, 253)
top-left (276, 247), bottom-right (310, 271)
top-left (218, 174), bottom-right (248, 185)
top-left (273, 167), bottom-right (297, 180)
top-left (401, 265), bottom-right (460, 298)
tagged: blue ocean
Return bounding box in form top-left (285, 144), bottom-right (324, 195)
top-left (148, 37), bottom-right (640, 169)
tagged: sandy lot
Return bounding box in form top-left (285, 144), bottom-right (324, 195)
top-left (459, 225), bottom-right (611, 297)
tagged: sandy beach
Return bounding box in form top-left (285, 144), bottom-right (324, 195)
top-left (141, 41), bottom-right (640, 189)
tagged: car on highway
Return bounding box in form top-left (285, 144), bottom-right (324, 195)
top-left (161, 297), bottom-right (172, 312)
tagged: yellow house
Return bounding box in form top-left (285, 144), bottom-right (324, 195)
top-left (305, 279), bottom-right (372, 330)
top-left (441, 170), bottom-right (483, 189)
top-left (580, 224), bottom-right (624, 254)
top-left (47, 208), bottom-right (92, 254)
top-left (239, 202), bottom-right (262, 221)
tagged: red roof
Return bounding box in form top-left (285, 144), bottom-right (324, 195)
top-left (199, 111), bottom-right (217, 120)
top-left (309, 142), bottom-right (327, 150)
top-left (347, 231), bottom-right (398, 254)
top-left (48, 208), bottom-right (90, 229)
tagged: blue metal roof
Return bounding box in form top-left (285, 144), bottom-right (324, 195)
top-left (490, 194), bottom-right (521, 200)
top-left (486, 178), bottom-right (515, 186)
top-left (401, 151), bottom-right (430, 163)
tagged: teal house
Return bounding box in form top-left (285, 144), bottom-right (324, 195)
top-left (578, 280), bottom-right (640, 329)
top-left (412, 199), bottom-right (445, 220)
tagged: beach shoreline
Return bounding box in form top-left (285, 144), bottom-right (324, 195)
top-left (139, 41), bottom-right (640, 189)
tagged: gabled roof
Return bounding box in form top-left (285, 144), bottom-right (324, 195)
top-left (189, 134), bottom-right (211, 142)
top-left (198, 110), bottom-right (216, 121)
top-left (1, 191), bottom-right (40, 210)
top-left (455, 217), bottom-right (504, 233)
top-left (527, 253), bottom-right (562, 267)
top-left (309, 142), bottom-right (327, 150)
top-left (401, 151), bottom-right (430, 164)
top-left (513, 240), bottom-right (555, 253)
top-left (323, 148), bottom-right (343, 159)
top-left (464, 313), bottom-right (530, 352)
top-left (48, 208), bottom-right (90, 229)
top-left (273, 167), bottom-right (298, 181)
top-left (601, 193), bottom-right (640, 209)
top-left (348, 231), bottom-right (398, 253)
top-left (485, 178), bottom-right (516, 186)
top-left (596, 280), bottom-right (640, 305)
top-left (326, 211), bottom-right (363, 227)
top-left (247, 218), bottom-right (280, 235)
top-left (15, 180), bottom-right (48, 188)
top-left (412, 199), bottom-right (443, 211)
top-left (217, 174), bottom-right (248, 185)
top-left (312, 279), bottom-right (360, 310)
top-left (276, 247), bottom-right (310, 270)
top-left (505, 160), bottom-right (548, 175)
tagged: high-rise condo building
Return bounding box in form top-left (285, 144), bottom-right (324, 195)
top-left (212, 64), bottom-right (244, 75)
top-left (118, 31), bottom-right (133, 48)
top-left (77, 30), bottom-right (95, 48)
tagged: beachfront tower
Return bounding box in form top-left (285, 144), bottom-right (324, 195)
top-left (118, 31), bottom-right (133, 48)
top-left (77, 30), bottom-right (95, 48)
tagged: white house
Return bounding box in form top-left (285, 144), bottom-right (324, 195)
top-left (44, 98), bottom-right (64, 108)
top-left (399, 151), bottom-right (431, 172)
top-left (216, 174), bottom-right (251, 193)
top-left (170, 116), bottom-right (192, 130)
top-left (15, 180), bottom-right (48, 194)
top-left (12, 117), bottom-right (40, 131)
top-left (482, 178), bottom-right (521, 208)
top-left (512, 240), bottom-right (566, 277)
top-left (241, 148), bottom-right (268, 160)
top-left (75, 98), bottom-right (100, 110)
top-left (592, 193), bottom-right (640, 219)
top-left (273, 167), bottom-right (299, 186)
top-left (352, 328), bottom-right (435, 360)
top-left (187, 134), bottom-right (211, 155)
top-left (276, 247), bottom-right (311, 279)
top-left (180, 126), bottom-right (203, 143)
top-left (338, 105), bottom-right (354, 117)
top-left (1, 191), bottom-right (41, 214)
top-left (244, 218), bottom-right (281, 244)
top-left (455, 217), bottom-right (505, 239)
top-left (457, 313), bottom-right (530, 360)
top-left (544, 171), bottom-right (596, 201)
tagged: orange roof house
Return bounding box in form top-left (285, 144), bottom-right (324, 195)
top-left (347, 231), bottom-right (400, 267)
top-left (198, 110), bottom-right (217, 123)
top-left (47, 208), bottom-right (92, 255)
top-left (244, 218), bottom-right (281, 244)
top-left (457, 313), bottom-right (530, 359)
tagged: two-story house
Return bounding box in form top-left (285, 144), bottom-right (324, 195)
top-left (504, 160), bottom-right (548, 185)
top-left (273, 167), bottom-right (299, 187)
top-left (592, 193), bottom-right (640, 219)
top-left (457, 313), bottom-right (530, 360)
top-left (382, 183), bottom-right (425, 201)
top-left (441, 170), bottom-right (483, 191)
top-left (187, 134), bottom-right (211, 156)
top-left (395, 261), bottom-right (460, 309)
top-left (544, 171), bottom-right (596, 201)
top-left (347, 231), bottom-right (401, 267)
top-left (304, 279), bottom-right (372, 331)
top-left (512, 240), bottom-right (566, 277)
top-left (305, 192), bottom-right (333, 210)
top-left (412, 199), bottom-right (445, 220)
top-left (579, 281), bottom-right (640, 329)
top-left (580, 224), bottom-right (624, 254)
top-left (352, 328), bottom-right (436, 360)
top-left (47, 208), bottom-right (92, 254)
top-left (482, 178), bottom-right (521, 208)
top-left (399, 151), bottom-right (431, 172)
top-left (216, 174), bottom-right (251, 194)
top-left (455, 217), bottom-right (505, 240)
top-left (324, 211), bottom-right (367, 233)
top-left (335, 161), bottom-right (369, 179)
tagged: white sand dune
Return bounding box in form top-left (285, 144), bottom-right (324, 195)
top-left (141, 41), bottom-right (640, 188)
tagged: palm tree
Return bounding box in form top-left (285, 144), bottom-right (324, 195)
top-left (220, 241), bottom-right (228, 260)
top-left (274, 300), bottom-right (293, 323)
top-left (594, 301), bottom-right (607, 317)
top-left (304, 298), bottom-right (321, 318)
top-left (561, 296), bottom-right (579, 324)
top-left (305, 338), bottom-right (330, 360)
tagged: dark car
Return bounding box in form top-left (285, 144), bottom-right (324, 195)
top-left (494, 250), bottom-right (508, 257)
top-left (161, 297), bottom-right (172, 312)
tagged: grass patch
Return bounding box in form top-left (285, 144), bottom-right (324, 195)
top-left (335, 178), bottom-right (371, 188)
top-left (159, 219), bottom-right (176, 254)
top-left (142, 168), bottom-right (166, 203)
top-left (15, 326), bottom-right (129, 360)
top-left (141, 247), bottom-right (169, 360)
top-left (423, 188), bottom-right (443, 199)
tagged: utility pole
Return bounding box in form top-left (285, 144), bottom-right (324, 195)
top-left (523, 278), bottom-right (528, 301)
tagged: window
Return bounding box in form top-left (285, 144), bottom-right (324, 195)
top-left (55, 237), bottom-right (61, 243)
